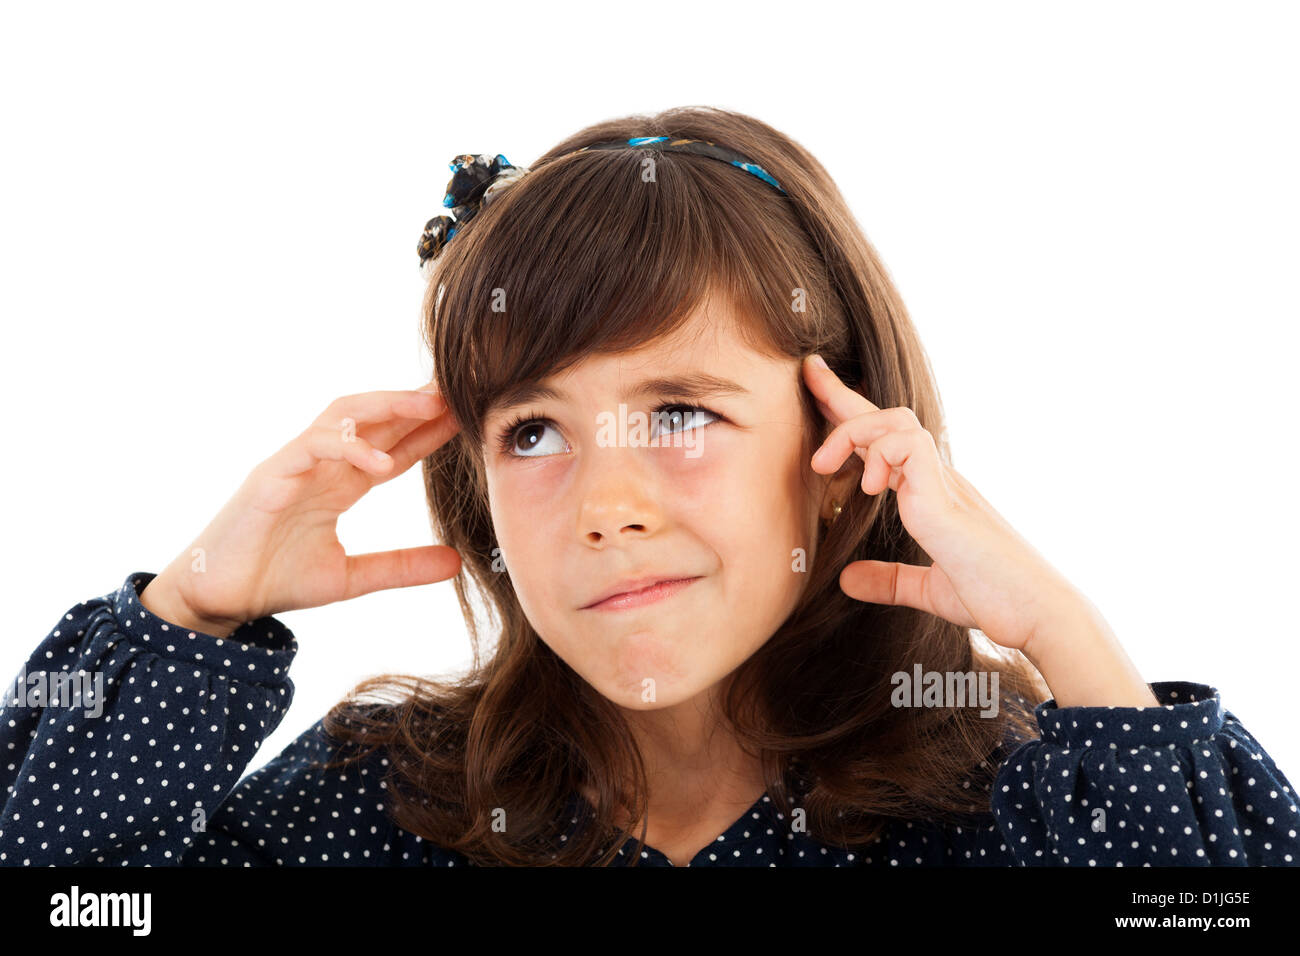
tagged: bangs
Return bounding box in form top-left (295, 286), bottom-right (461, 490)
top-left (423, 143), bottom-right (829, 447)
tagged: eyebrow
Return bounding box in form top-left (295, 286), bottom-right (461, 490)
top-left (485, 371), bottom-right (751, 419)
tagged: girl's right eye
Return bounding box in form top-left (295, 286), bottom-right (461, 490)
top-left (497, 415), bottom-right (568, 458)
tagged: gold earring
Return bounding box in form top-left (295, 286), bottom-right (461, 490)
top-left (823, 498), bottom-right (842, 525)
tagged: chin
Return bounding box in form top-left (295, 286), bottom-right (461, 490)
top-left (601, 629), bottom-right (699, 693)
top-left (600, 680), bottom-right (705, 711)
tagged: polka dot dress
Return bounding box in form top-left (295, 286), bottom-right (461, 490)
top-left (2, 571), bottom-right (1298, 866)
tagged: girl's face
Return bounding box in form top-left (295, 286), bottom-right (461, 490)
top-left (481, 295), bottom-right (832, 710)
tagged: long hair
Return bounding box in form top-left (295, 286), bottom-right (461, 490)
top-left (321, 106), bottom-right (1049, 865)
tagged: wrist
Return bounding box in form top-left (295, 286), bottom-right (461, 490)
top-left (139, 572), bottom-right (241, 640)
top-left (1023, 591), bottom-right (1159, 709)
top-left (1021, 582), bottom-right (1102, 666)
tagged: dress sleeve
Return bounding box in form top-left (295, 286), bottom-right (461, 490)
top-left (0, 570), bottom-right (297, 865)
top-left (181, 694), bottom-right (478, 866)
top-left (179, 712), bottom-right (411, 866)
top-left (949, 680), bottom-right (1300, 866)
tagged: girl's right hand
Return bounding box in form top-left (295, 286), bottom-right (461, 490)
top-left (139, 383), bottom-right (464, 638)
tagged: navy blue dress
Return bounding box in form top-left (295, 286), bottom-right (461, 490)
top-left (2, 571), bottom-right (1297, 866)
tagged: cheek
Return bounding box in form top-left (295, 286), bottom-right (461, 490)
top-left (654, 436), bottom-right (732, 494)
top-left (679, 426), bottom-right (810, 515)
top-left (669, 431), bottom-right (812, 579)
top-left (641, 431), bottom-right (770, 538)
top-left (700, 429), bottom-right (816, 587)
top-left (485, 458), bottom-right (565, 538)
top-left (482, 462), bottom-right (564, 616)
top-left (485, 465), bottom-right (570, 632)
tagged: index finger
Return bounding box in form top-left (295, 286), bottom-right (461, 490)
top-left (381, 409), bottom-right (462, 476)
top-left (315, 387), bottom-right (446, 429)
top-left (802, 354), bottom-right (878, 425)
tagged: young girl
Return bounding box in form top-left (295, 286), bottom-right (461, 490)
top-left (3, 107), bottom-right (1296, 867)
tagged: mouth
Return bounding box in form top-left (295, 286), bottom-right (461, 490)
top-left (581, 576), bottom-right (702, 611)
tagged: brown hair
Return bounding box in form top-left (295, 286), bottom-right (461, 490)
top-left (321, 105), bottom-right (1049, 865)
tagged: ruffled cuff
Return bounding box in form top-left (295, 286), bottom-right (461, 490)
top-left (1033, 680), bottom-right (1223, 750)
top-left (109, 570), bottom-right (298, 687)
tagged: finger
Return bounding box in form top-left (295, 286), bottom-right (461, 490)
top-left (840, 559), bottom-right (927, 609)
top-left (802, 354), bottom-right (878, 425)
top-left (356, 393), bottom-right (450, 453)
top-left (268, 423), bottom-right (399, 478)
top-left (312, 386), bottom-right (446, 430)
top-left (343, 545), bottom-right (463, 600)
top-left (811, 407), bottom-right (919, 474)
top-left (269, 386), bottom-right (447, 477)
top-left (839, 560), bottom-right (977, 627)
top-left (376, 409), bottom-right (463, 476)
top-left (859, 427), bottom-right (945, 500)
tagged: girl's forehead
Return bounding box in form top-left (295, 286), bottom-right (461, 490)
top-left (592, 300), bottom-right (769, 367)
top-left (477, 292), bottom-right (793, 418)
top-left (533, 309), bottom-right (781, 387)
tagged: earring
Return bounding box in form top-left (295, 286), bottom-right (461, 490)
top-left (822, 498), bottom-right (842, 525)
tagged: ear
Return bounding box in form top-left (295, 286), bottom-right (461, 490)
top-left (808, 374), bottom-right (870, 522)
top-left (819, 459), bottom-right (861, 522)
top-left (813, 414), bottom-right (863, 522)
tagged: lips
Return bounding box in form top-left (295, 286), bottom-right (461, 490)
top-left (580, 574), bottom-right (701, 610)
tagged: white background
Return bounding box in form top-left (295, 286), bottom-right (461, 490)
top-left (3, 1), bottom-right (1296, 784)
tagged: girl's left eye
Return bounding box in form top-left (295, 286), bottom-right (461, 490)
top-left (495, 403), bottom-right (721, 459)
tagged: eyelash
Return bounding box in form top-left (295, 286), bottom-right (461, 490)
top-left (494, 401), bottom-right (725, 458)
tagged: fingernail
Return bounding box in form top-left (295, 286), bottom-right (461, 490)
top-left (811, 354), bottom-right (829, 370)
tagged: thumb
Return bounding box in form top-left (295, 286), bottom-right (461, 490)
top-left (343, 545), bottom-right (463, 600)
top-left (840, 560), bottom-right (914, 607)
top-left (839, 560), bottom-right (977, 628)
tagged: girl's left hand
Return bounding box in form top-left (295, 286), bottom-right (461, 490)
top-left (803, 354), bottom-right (1083, 655)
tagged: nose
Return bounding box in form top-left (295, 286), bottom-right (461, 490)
top-left (576, 444), bottom-right (663, 546)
